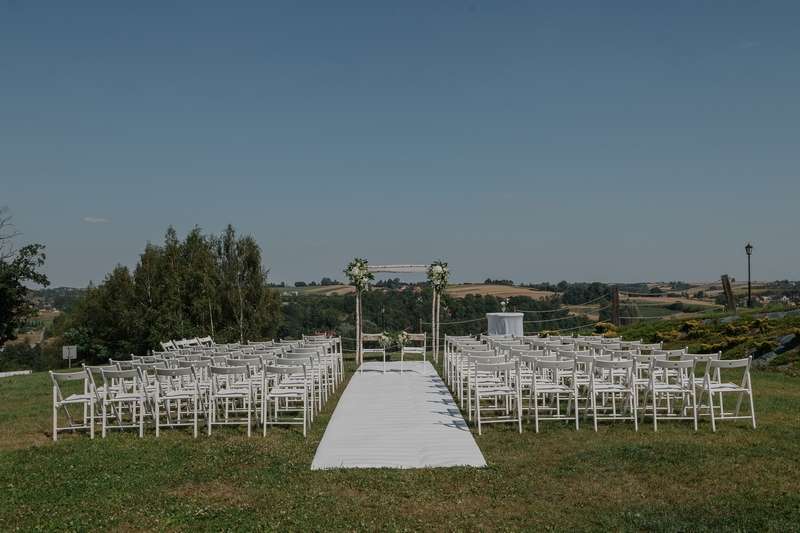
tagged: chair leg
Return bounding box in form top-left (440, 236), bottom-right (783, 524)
top-left (52, 403), bottom-right (58, 442)
top-left (476, 393), bottom-right (482, 435)
top-left (707, 389), bottom-right (717, 432)
top-left (139, 401), bottom-right (144, 438)
top-left (89, 401), bottom-right (95, 439)
top-left (652, 392), bottom-right (658, 432)
top-left (261, 394), bottom-right (272, 437)
top-left (193, 396), bottom-right (198, 438)
top-left (573, 392), bottom-right (579, 430)
top-left (102, 402), bottom-right (107, 438)
top-left (246, 397), bottom-right (252, 437)
top-left (208, 397), bottom-right (213, 436)
top-left (155, 400), bottom-right (160, 437)
top-left (748, 391), bottom-right (757, 429)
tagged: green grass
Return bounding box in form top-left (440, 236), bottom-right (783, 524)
top-left (1, 363), bottom-right (799, 531)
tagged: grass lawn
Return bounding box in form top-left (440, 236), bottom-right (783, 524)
top-left (1, 361), bottom-right (799, 531)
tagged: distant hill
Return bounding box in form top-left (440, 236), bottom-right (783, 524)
top-left (31, 287), bottom-right (86, 311)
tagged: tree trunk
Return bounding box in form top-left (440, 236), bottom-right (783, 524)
top-left (208, 299), bottom-right (215, 338)
top-left (237, 278), bottom-right (244, 344)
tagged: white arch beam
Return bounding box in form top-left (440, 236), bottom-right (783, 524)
top-left (368, 265), bottom-right (428, 274)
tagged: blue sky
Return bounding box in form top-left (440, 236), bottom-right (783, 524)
top-left (2, 1), bottom-right (799, 287)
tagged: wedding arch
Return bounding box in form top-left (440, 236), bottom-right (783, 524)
top-left (344, 259), bottom-right (449, 367)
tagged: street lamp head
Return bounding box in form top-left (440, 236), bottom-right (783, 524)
top-left (745, 242), bottom-right (753, 256)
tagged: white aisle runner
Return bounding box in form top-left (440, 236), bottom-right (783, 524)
top-left (311, 361), bottom-right (487, 469)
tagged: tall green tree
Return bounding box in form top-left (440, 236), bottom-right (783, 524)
top-left (0, 208), bottom-right (50, 344)
top-left (57, 224), bottom-right (280, 361)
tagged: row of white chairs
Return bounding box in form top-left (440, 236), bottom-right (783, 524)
top-left (444, 334), bottom-right (756, 435)
top-left (50, 335), bottom-right (343, 441)
top-left (159, 336), bottom-right (215, 351)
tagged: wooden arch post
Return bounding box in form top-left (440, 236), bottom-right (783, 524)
top-left (355, 288), bottom-right (362, 366)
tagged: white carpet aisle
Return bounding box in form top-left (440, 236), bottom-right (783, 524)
top-left (311, 361), bottom-right (487, 469)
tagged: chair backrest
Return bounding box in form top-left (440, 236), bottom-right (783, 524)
top-left (50, 370), bottom-right (88, 383)
top-left (653, 358), bottom-right (694, 371)
top-left (209, 365), bottom-right (247, 377)
top-left (101, 368), bottom-right (144, 395)
top-left (518, 353), bottom-right (556, 368)
top-left (593, 358), bottom-right (634, 370)
top-left (467, 355), bottom-right (506, 367)
top-left (509, 347), bottom-right (539, 358)
top-left (534, 358), bottom-right (576, 382)
top-left (361, 333), bottom-right (385, 347)
top-left (474, 360), bottom-right (519, 379)
top-left (155, 366), bottom-right (194, 378)
top-left (282, 354), bottom-right (316, 366)
top-left (292, 346), bottom-right (324, 355)
top-left (708, 356), bottom-right (751, 370)
top-left (265, 364), bottom-right (307, 379)
top-left (464, 349), bottom-right (495, 358)
top-left (50, 370), bottom-right (89, 402)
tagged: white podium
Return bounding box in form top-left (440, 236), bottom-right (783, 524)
top-left (486, 312), bottom-right (524, 337)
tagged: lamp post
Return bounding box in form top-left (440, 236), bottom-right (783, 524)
top-left (745, 242), bottom-right (753, 308)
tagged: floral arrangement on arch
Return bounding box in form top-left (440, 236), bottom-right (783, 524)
top-left (344, 257), bottom-right (374, 292)
top-left (427, 260), bottom-right (449, 291)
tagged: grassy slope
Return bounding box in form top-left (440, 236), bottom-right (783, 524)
top-left (2, 360), bottom-right (799, 531)
top-left (619, 312), bottom-right (800, 374)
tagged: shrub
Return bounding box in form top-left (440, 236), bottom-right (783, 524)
top-left (655, 330), bottom-right (680, 342)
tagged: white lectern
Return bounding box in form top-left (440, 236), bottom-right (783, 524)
top-left (486, 312), bottom-right (524, 337)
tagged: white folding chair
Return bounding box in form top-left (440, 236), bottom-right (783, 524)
top-left (360, 333), bottom-right (387, 374)
top-left (263, 364), bottom-right (309, 437)
top-left (473, 360), bottom-right (522, 435)
top-left (100, 368), bottom-right (147, 438)
top-left (641, 358), bottom-right (698, 431)
top-left (50, 370), bottom-right (95, 441)
top-left (588, 358), bottom-right (638, 431)
top-left (400, 333), bottom-right (427, 372)
top-left (154, 367), bottom-right (202, 438)
top-left (698, 356), bottom-right (756, 431)
top-left (530, 358), bottom-right (580, 432)
top-left (208, 366), bottom-right (253, 437)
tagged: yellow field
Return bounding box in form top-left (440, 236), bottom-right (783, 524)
top-left (445, 284), bottom-right (555, 300)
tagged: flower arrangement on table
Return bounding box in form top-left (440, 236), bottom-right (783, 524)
top-left (427, 260), bottom-right (449, 290)
top-left (378, 333), bottom-right (393, 349)
top-left (344, 257), bottom-right (374, 292)
top-left (396, 331), bottom-right (410, 347)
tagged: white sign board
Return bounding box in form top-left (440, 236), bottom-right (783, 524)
top-left (62, 345), bottom-right (77, 360)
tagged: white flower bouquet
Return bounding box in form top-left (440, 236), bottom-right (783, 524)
top-left (344, 257), bottom-right (374, 292)
top-left (427, 260), bottom-right (449, 290)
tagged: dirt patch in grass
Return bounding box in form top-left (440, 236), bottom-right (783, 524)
top-left (168, 480), bottom-right (251, 507)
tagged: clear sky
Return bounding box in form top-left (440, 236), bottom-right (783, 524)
top-left (3, 1), bottom-right (799, 287)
